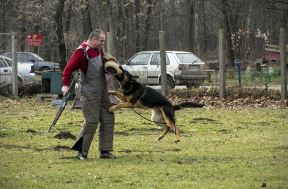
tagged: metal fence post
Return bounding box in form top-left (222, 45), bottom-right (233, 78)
top-left (159, 31), bottom-right (167, 97)
top-left (11, 32), bottom-right (18, 97)
top-left (280, 28), bottom-right (287, 101)
top-left (219, 29), bottom-right (226, 98)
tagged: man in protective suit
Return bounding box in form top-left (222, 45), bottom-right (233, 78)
top-left (62, 29), bottom-right (117, 160)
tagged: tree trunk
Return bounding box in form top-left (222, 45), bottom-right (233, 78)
top-left (245, 0), bottom-right (253, 60)
top-left (116, 0), bottom-right (126, 58)
top-left (201, 0), bottom-right (208, 53)
top-left (221, 0), bottom-right (234, 66)
top-left (65, 0), bottom-right (73, 32)
top-left (194, 0), bottom-right (200, 55)
top-left (0, 0), bottom-right (8, 50)
top-left (54, 0), bottom-right (66, 70)
top-left (142, 0), bottom-right (153, 51)
top-left (187, 0), bottom-right (195, 52)
top-left (104, 0), bottom-right (116, 56)
top-left (82, 0), bottom-right (93, 39)
top-left (135, 0), bottom-right (141, 52)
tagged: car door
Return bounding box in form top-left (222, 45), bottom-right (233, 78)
top-left (0, 57), bottom-right (12, 85)
top-left (124, 52), bottom-right (151, 84)
top-left (148, 53), bottom-right (170, 84)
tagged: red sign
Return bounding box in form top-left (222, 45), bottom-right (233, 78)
top-left (26, 34), bottom-right (43, 46)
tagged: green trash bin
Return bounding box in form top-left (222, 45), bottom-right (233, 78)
top-left (41, 71), bottom-right (62, 95)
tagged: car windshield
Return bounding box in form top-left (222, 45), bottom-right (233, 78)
top-left (1, 52), bottom-right (44, 62)
top-left (0, 58), bottom-right (7, 67)
top-left (176, 53), bottom-right (201, 64)
top-left (4, 58), bottom-right (12, 66)
top-left (31, 53), bottom-right (44, 61)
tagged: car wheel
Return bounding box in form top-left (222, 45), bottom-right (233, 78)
top-left (18, 77), bottom-right (24, 96)
top-left (159, 75), bottom-right (175, 89)
top-left (167, 75), bottom-right (175, 89)
top-left (40, 66), bottom-right (50, 72)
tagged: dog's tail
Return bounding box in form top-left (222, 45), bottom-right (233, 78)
top-left (173, 102), bottom-right (204, 110)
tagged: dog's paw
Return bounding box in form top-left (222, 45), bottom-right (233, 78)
top-left (108, 107), bottom-right (115, 113)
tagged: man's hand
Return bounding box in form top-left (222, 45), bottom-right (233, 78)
top-left (62, 86), bottom-right (69, 96)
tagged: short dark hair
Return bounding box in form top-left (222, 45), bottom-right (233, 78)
top-left (89, 29), bottom-right (105, 39)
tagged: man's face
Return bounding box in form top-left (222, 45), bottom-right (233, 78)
top-left (92, 33), bottom-right (105, 49)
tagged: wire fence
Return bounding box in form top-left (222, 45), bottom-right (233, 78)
top-left (203, 59), bottom-right (283, 90)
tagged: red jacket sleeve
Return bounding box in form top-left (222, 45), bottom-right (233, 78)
top-left (62, 50), bottom-right (84, 86)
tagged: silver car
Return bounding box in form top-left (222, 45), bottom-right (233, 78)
top-left (0, 55), bottom-right (36, 88)
top-left (1, 52), bottom-right (60, 71)
top-left (122, 51), bottom-right (208, 88)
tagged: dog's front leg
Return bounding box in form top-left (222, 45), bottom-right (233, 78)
top-left (108, 91), bottom-right (127, 102)
top-left (108, 102), bottom-right (134, 112)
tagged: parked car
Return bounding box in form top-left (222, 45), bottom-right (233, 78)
top-left (1, 51), bottom-right (60, 71)
top-left (0, 55), bottom-right (35, 88)
top-left (122, 51), bottom-right (208, 88)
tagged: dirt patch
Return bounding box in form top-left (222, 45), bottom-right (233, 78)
top-left (53, 145), bottom-right (71, 151)
top-left (261, 182), bottom-right (267, 187)
top-left (192, 118), bottom-right (216, 122)
top-left (53, 132), bottom-right (76, 140)
top-left (117, 148), bottom-right (181, 153)
top-left (26, 129), bottom-right (37, 134)
top-left (114, 131), bottom-right (129, 136)
top-left (190, 118), bottom-right (217, 124)
top-left (218, 129), bottom-right (232, 134)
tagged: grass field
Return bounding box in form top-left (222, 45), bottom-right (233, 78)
top-left (0, 97), bottom-right (287, 188)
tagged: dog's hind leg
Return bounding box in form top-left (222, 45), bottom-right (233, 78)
top-left (151, 109), bottom-right (169, 141)
top-left (158, 126), bottom-right (170, 141)
top-left (160, 107), bottom-right (180, 143)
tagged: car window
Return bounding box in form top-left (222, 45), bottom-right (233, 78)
top-left (150, 53), bottom-right (170, 65)
top-left (27, 53), bottom-right (37, 62)
top-left (31, 53), bottom-right (44, 61)
top-left (2, 52), bottom-right (11, 58)
top-left (176, 53), bottom-right (200, 63)
top-left (129, 53), bottom-right (150, 65)
top-left (17, 53), bottom-right (29, 62)
top-left (3, 58), bottom-right (12, 67)
top-left (0, 58), bottom-right (7, 67)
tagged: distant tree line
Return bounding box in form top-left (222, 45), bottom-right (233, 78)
top-left (0, 0), bottom-right (287, 69)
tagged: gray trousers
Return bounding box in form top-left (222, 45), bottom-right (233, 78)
top-left (71, 88), bottom-right (114, 157)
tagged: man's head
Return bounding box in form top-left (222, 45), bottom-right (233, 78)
top-left (87, 29), bottom-right (105, 49)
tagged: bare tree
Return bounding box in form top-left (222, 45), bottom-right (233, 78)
top-left (135, 0), bottom-right (141, 52)
top-left (142, 0), bottom-right (154, 51)
top-left (54, 0), bottom-right (66, 70)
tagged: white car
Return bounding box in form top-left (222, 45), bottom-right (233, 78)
top-left (122, 51), bottom-right (208, 88)
top-left (0, 55), bottom-right (36, 88)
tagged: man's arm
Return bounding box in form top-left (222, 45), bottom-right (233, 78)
top-left (62, 50), bottom-right (83, 95)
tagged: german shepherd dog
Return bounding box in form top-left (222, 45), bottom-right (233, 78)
top-left (108, 70), bottom-right (203, 143)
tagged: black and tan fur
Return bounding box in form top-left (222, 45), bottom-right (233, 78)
top-left (108, 70), bottom-right (203, 143)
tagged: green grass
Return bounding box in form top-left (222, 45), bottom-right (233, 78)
top-left (0, 97), bottom-right (287, 188)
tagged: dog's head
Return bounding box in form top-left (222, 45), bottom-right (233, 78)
top-left (115, 70), bottom-right (135, 87)
top-left (103, 54), bottom-right (124, 76)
